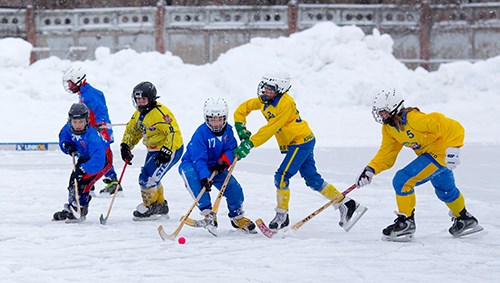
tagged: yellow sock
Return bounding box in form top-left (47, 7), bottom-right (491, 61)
top-left (396, 194), bottom-right (416, 217)
top-left (446, 193), bottom-right (465, 217)
top-left (320, 183), bottom-right (344, 203)
top-left (157, 185), bottom-right (165, 204)
top-left (276, 189), bottom-right (290, 211)
top-left (141, 188), bottom-right (159, 207)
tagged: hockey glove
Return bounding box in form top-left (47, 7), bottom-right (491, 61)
top-left (94, 123), bottom-right (107, 132)
top-left (234, 140), bottom-right (254, 160)
top-left (445, 147), bottom-right (460, 170)
top-left (200, 178), bottom-right (213, 192)
top-left (71, 166), bottom-right (85, 182)
top-left (62, 142), bottom-right (78, 157)
top-left (120, 143), bottom-right (133, 165)
top-left (209, 160), bottom-right (229, 174)
top-left (356, 166), bottom-right (375, 188)
top-left (235, 122), bottom-right (252, 141)
top-left (155, 146), bottom-right (172, 166)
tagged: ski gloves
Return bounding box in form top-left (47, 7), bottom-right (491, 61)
top-left (155, 146), bottom-right (172, 166)
top-left (235, 122), bottom-right (251, 141)
top-left (234, 140), bottom-right (254, 160)
top-left (445, 147), bottom-right (460, 170)
top-left (120, 143), bottom-right (134, 165)
top-left (356, 166), bottom-right (375, 188)
top-left (209, 160), bottom-right (228, 174)
top-left (62, 142), bottom-right (77, 157)
top-left (71, 166), bottom-right (85, 182)
top-left (201, 178), bottom-right (213, 192)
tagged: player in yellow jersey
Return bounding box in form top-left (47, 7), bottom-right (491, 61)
top-left (233, 71), bottom-right (367, 232)
top-left (355, 88), bottom-right (483, 241)
top-left (120, 81), bottom-right (184, 221)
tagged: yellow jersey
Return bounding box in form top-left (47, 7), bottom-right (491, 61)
top-left (234, 94), bottom-right (314, 153)
top-left (121, 102), bottom-right (183, 152)
top-left (368, 110), bottom-right (464, 173)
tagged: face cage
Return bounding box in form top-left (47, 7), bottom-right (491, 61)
top-left (372, 107), bottom-right (391, 124)
top-left (257, 82), bottom-right (278, 104)
top-left (63, 80), bottom-right (79, 94)
top-left (205, 115), bottom-right (227, 133)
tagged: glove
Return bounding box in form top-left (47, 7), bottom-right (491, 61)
top-left (356, 166), bottom-right (375, 188)
top-left (209, 160), bottom-right (229, 174)
top-left (234, 140), bottom-right (254, 160)
top-left (71, 166), bottom-right (85, 182)
top-left (445, 147), bottom-right (460, 170)
top-left (235, 122), bottom-right (252, 141)
top-left (62, 142), bottom-right (77, 157)
top-left (120, 143), bottom-right (133, 165)
top-left (200, 178), bottom-right (213, 192)
top-left (155, 146), bottom-right (172, 166)
top-left (95, 123), bottom-right (106, 132)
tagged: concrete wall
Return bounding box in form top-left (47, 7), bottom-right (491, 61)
top-left (1, 2), bottom-right (499, 70)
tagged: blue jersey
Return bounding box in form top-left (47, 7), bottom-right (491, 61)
top-left (79, 83), bottom-right (113, 137)
top-left (59, 123), bottom-right (109, 175)
top-left (180, 124), bottom-right (237, 180)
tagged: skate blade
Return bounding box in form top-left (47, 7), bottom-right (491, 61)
top-left (342, 205), bottom-right (368, 232)
top-left (452, 224), bottom-right (484, 238)
top-left (65, 216), bottom-right (86, 224)
top-left (382, 233), bottom-right (414, 242)
top-left (132, 215), bottom-right (162, 221)
top-left (206, 226), bottom-right (218, 237)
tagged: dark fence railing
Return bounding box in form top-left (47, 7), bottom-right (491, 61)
top-left (1, 1), bottom-right (499, 70)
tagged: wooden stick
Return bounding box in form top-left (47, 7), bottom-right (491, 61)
top-left (99, 162), bottom-right (128, 225)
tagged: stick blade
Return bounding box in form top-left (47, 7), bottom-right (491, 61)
top-left (256, 218), bottom-right (277, 238)
top-left (69, 205), bottom-right (81, 220)
top-left (157, 225), bottom-right (175, 241)
top-left (99, 214), bottom-right (107, 225)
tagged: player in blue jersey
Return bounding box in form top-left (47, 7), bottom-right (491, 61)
top-left (179, 97), bottom-right (256, 235)
top-left (53, 103), bottom-right (113, 222)
top-left (63, 64), bottom-right (118, 195)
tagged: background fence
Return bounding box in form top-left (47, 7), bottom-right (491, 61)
top-left (1, 1), bottom-right (499, 70)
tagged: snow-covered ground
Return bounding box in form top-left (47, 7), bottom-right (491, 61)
top-left (1, 22), bottom-right (499, 281)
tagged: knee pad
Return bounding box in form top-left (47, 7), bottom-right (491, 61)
top-left (393, 170), bottom-right (414, 196)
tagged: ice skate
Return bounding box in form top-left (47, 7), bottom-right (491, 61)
top-left (449, 209), bottom-right (483, 237)
top-left (99, 179), bottom-right (122, 196)
top-left (132, 203), bottom-right (162, 221)
top-left (231, 216), bottom-right (257, 234)
top-left (382, 211), bottom-right (416, 242)
top-left (268, 208), bottom-right (289, 231)
top-left (336, 197), bottom-right (367, 232)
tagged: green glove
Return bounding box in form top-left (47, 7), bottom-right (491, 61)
top-left (234, 140), bottom-right (254, 160)
top-left (235, 122), bottom-right (252, 141)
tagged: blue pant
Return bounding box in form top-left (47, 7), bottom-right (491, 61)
top-left (179, 162), bottom-right (244, 218)
top-left (138, 146), bottom-right (184, 190)
top-left (275, 138), bottom-right (325, 191)
top-left (393, 153), bottom-right (460, 203)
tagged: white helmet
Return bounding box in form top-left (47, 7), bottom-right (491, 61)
top-left (257, 71), bottom-right (291, 104)
top-left (204, 97), bottom-right (228, 133)
top-left (372, 88), bottom-right (405, 124)
top-left (62, 64), bottom-right (87, 93)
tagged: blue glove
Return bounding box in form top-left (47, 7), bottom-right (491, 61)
top-left (235, 122), bottom-right (252, 141)
top-left (62, 142), bottom-right (77, 157)
top-left (155, 146), bottom-right (172, 166)
top-left (234, 140), bottom-right (254, 160)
